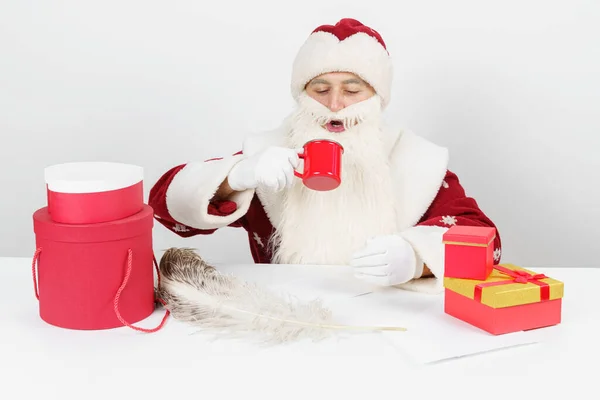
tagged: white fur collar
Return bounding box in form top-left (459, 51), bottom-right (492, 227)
top-left (388, 130), bottom-right (449, 229)
top-left (242, 125), bottom-right (449, 230)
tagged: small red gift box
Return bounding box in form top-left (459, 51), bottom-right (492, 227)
top-left (443, 225), bottom-right (496, 280)
top-left (443, 264), bottom-right (564, 335)
top-left (45, 162), bottom-right (144, 224)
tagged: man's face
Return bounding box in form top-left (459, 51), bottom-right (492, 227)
top-left (305, 72), bottom-right (375, 112)
top-left (303, 72), bottom-right (376, 133)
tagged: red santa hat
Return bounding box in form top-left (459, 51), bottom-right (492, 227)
top-left (291, 18), bottom-right (393, 108)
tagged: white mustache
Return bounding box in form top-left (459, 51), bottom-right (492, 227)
top-left (293, 93), bottom-right (382, 130)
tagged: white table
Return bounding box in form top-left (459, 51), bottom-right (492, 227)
top-left (2, 256), bottom-right (598, 398)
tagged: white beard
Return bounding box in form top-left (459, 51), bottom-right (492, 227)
top-left (269, 93), bottom-right (399, 265)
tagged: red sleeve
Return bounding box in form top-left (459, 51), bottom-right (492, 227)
top-left (418, 170), bottom-right (503, 264)
top-left (148, 160), bottom-right (243, 238)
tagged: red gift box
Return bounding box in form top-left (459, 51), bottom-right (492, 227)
top-left (45, 162), bottom-right (144, 224)
top-left (443, 225), bottom-right (496, 280)
top-left (443, 264), bottom-right (564, 335)
top-left (32, 205), bottom-right (157, 330)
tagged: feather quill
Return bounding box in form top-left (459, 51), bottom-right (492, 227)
top-left (156, 247), bottom-right (406, 344)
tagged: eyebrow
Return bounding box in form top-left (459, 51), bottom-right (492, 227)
top-left (309, 78), bottom-right (365, 86)
top-left (309, 79), bottom-right (330, 86)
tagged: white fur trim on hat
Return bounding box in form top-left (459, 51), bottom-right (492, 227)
top-left (291, 31), bottom-right (393, 108)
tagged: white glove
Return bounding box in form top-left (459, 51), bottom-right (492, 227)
top-left (227, 146), bottom-right (302, 192)
top-left (350, 235), bottom-right (423, 286)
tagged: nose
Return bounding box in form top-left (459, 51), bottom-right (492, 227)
top-left (326, 92), bottom-right (345, 112)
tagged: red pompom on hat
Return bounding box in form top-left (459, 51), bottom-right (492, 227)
top-left (291, 18), bottom-right (393, 108)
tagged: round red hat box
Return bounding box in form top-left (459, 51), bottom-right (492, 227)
top-left (45, 162), bottom-right (144, 224)
top-left (32, 204), bottom-right (156, 330)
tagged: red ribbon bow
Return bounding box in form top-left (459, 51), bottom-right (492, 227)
top-left (474, 265), bottom-right (550, 303)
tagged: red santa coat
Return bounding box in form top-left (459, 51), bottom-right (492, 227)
top-left (149, 128), bottom-right (502, 293)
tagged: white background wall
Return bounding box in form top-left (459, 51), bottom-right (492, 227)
top-left (1, 0), bottom-right (598, 268)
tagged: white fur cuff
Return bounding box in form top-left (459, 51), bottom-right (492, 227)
top-left (165, 155), bottom-right (255, 230)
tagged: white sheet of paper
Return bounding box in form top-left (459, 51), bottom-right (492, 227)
top-left (330, 290), bottom-right (553, 364)
top-left (381, 302), bottom-right (544, 364)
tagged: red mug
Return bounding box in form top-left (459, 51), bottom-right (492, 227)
top-left (294, 139), bottom-right (344, 191)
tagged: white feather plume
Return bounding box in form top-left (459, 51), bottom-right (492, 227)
top-left (156, 247), bottom-right (406, 344)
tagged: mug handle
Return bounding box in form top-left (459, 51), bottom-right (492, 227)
top-left (294, 151), bottom-right (305, 178)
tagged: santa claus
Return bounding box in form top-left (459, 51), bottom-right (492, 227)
top-left (149, 18), bottom-right (502, 294)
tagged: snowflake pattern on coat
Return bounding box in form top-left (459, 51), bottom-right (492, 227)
top-left (440, 215), bottom-right (457, 226)
top-left (494, 248), bottom-right (502, 262)
top-left (253, 232), bottom-right (265, 248)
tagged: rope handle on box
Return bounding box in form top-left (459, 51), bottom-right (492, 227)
top-left (31, 247), bottom-right (170, 333)
top-left (113, 249), bottom-right (170, 333)
top-left (32, 248), bottom-right (41, 300)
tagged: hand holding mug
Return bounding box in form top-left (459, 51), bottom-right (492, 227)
top-left (228, 146), bottom-right (302, 192)
top-left (228, 139), bottom-right (344, 192)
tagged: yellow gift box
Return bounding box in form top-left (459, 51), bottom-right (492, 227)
top-left (443, 264), bottom-right (564, 335)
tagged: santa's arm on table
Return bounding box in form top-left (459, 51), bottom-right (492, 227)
top-left (351, 170), bottom-right (502, 293)
top-left (409, 169), bottom-right (501, 271)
